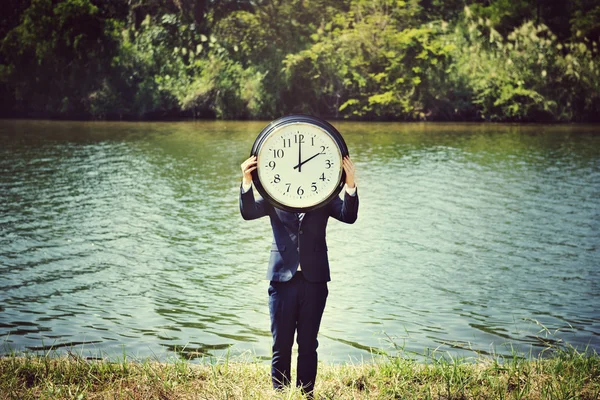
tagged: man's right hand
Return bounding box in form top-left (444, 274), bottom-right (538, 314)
top-left (241, 155), bottom-right (257, 185)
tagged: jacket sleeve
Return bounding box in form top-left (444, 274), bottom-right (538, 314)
top-left (239, 184), bottom-right (269, 220)
top-left (328, 188), bottom-right (358, 223)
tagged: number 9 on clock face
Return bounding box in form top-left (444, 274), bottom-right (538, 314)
top-left (251, 116), bottom-right (348, 213)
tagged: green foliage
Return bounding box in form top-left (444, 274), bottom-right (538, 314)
top-left (449, 14), bottom-right (600, 121)
top-left (1, 0), bottom-right (119, 117)
top-left (0, 0), bottom-right (598, 121)
top-left (213, 0), bottom-right (351, 117)
top-left (282, 1), bottom-right (456, 120)
top-left (570, 0), bottom-right (600, 43)
top-left (184, 54), bottom-right (266, 119)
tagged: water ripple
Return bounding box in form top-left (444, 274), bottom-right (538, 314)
top-left (1, 121), bottom-right (599, 363)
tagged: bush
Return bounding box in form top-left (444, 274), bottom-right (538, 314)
top-left (448, 11), bottom-right (600, 122)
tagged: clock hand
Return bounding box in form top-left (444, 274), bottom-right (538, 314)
top-left (293, 152), bottom-right (323, 170)
top-left (298, 135), bottom-right (302, 173)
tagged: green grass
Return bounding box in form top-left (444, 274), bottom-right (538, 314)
top-left (1, 345), bottom-right (599, 399)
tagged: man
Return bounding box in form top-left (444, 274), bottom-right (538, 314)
top-left (239, 154), bottom-right (359, 396)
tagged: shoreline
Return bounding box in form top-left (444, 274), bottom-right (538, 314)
top-left (1, 348), bottom-right (598, 399)
top-left (2, 116), bottom-right (600, 125)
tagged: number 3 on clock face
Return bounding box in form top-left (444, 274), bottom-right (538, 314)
top-left (251, 116), bottom-right (348, 213)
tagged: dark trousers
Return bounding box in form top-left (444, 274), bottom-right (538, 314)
top-left (268, 271), bottom-right (328, 394)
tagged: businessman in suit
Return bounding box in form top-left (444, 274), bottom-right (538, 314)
top-left (239, 155), bottom-right (358, 396)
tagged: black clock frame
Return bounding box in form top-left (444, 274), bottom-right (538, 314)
top-left (250, 114), bottom-right (349, 213)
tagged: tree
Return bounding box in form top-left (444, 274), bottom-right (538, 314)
top-left (1, 0), bottom-right (120, 117)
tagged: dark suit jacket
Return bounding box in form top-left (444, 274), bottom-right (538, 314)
top-left (240, 185), bottom-right (359, 282)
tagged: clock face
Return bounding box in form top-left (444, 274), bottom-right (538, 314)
top-left (255, 121), bottom-right (344, 211)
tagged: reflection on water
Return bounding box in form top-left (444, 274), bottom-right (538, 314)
top-left (1, 120), bottom-right (599, 363)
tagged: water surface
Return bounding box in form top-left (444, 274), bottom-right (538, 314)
top-left (1, 120), bottom-right (598, 363)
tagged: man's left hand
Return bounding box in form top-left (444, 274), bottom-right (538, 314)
top-left (343, 156), bottom-right (356, 188)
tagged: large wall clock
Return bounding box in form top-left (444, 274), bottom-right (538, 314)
top-left (250, 115), bottom-right (349, 213)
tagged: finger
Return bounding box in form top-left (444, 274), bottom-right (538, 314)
top-left (348, 158), bottom-right (355, 170)
top-left (242, 156), bottom-right (257, 166)
top-left (244, 164), bottom-right (257, 173)
top-left (244, 160), bottom-right (257, 169)
top-left (343, 165), bottom-right (354, 177)
top-left (343, 158), bottom-right (354, 171)
top-left (241, 158), bottom-right (257, 169)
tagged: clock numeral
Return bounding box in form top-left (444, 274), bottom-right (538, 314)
top-left (273, 174), bottom-right (281, 184)
top-left (297, 186), bottom-right (304, 196)
top-left (320, 146), bottom-right (326, 154)
top-left (319, 173), bottom-right (326, 181)
top-left (311, 136), bottom-right (316, 146)
top-left (282, 138), bottom-right (291, 148)
top-left (295, 134), bottom-right (305, 144)
top-left (311, 182), bottom-right (317, 192)
top-left (273, 149), bottom-right (285, 158)
top-left (325, 160), bottom-right (332, 169)
top-left (285, 183), bottom-right (291, 193)
top-left (267, 161), bottom-right (276, 170)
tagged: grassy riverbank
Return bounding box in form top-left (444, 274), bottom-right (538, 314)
top-left (1, 347), bottom-right (599, 399)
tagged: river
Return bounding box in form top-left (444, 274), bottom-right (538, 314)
top-left (1, 120), bottom-right (598, 363)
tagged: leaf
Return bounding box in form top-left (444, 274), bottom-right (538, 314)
top-left (339, 99), bottom-right (359, 112)
top-left (368, 91), bottom-right (395, 105)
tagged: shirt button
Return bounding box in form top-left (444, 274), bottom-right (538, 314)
top-left (299, 230), bottom-right (303, 235)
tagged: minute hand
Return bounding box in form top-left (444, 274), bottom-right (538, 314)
top-left (293, 152), bottom-right (322, 170)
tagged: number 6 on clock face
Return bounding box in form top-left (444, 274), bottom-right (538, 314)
top-left (250, 115), bottom-right (349, 213)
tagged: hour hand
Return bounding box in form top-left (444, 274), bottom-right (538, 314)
top-left (293, 152), bottom-right (322, 170)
